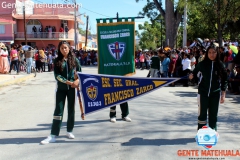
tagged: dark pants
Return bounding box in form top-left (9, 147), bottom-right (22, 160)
top-left (48, 63), bottom-right (53, 72)
top-left (198, 93), bottom-right (220, 131)
top-left (51, 88), bottom-right (75, 136)
top-left (182, 69), bottom-right (190, 86)
top-left (36, 60), bottom-right (40, 71)
top-left (110, 102), bottom-right (129, 118)
top-left (144, 60), bottom-right (148, 69)
top-left (43, 62), bottom-right (46, 71)
top-left (9, 60), bottom-right (19, 73)
top-left (39, 61), bottom-right (44, 72)
top-left (231, 81), bottom-right (240, 93)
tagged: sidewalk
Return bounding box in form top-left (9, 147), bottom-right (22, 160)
top-left (0, 72), bottom-right (34, 88)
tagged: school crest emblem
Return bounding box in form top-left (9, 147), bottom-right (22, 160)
top-left (86, 84), bottom-right (98, 101)
top-left (108, 42), bottom-right (126, 60)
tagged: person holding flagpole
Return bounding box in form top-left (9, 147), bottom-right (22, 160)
top-left (41, 41), bottom-right (81, 144)
top-left (110, 102), bottom-right (131, 123)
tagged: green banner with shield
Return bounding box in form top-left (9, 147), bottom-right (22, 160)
top-left (97, 21), bottom-right (135, 76)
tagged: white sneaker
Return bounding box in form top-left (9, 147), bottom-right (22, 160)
top-left (67, 132), bottom-right (75, 139)
top-left (110, 117), bottom-right (116, 123)
top-left (40, 135), bottom-right (56, 144)
top-left (122, 117), bottom-right (131, 122)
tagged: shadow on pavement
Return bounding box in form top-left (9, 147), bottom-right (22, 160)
top-left (2, 119), bottom-right (108, 132)
top-left (172, 91), bottom-right (240, 104)
top-left (122, 137), bottom-right (195, 146)
top-left (0, 137), bottom-right (116, 145)
top-left (226, 95), bottom-right (240, 104)
top-left (171, 91), bottom-right (197, 97)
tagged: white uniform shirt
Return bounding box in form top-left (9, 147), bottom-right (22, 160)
top-left (182, 58), bottom-right (191, 71)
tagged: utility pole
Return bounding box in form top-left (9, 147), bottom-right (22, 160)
top-left (85, 15), bottom-right (89, 49)
top-left (183, 0), bottom-right (187, 47)
top-left (23, 1), bottom-right (27, 45)
top-left (64, 0), bottom-right (78, 49)
top-left (160, 19), bottom-right (163, 49)
top-left (74, 0), bottom-right (77, 50)
top-left (116, 12), bottom-right (119, 22)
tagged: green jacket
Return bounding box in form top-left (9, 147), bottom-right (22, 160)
top-left (192, 59), bottom-right (227, 96)
top-left (151, 56), bottom-right (160, 70)
top-left (54, 58), bottom-right (81, 90)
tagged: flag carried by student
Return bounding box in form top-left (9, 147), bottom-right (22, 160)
top-left (77, 73), bottom-right (180, 116)
top-left (97, 19), bottom-right (135, 75)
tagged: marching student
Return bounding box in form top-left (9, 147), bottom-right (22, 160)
top-left (189, 45), bottom-right (228, 131)
top-left (41, 41), bottom-right (81, 144)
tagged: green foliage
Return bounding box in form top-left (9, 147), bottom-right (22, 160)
top-left (136, 0), bottom-right (184, 48)
top-left (78, 27), bottom-right (91, 35)
top-left (225, 19), bottom-right (240, 40)
top-left (136, 21), bottom-right (164, 50)
top-left (187, 5), bottom-right (217, 40)
top-left (136, 0), bottom-right (240, 47)
top-left (188, 0), bottom-right (240, 41)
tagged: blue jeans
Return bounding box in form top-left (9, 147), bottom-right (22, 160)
top-left (26, 58), bottom-right (33, 74)
top-left (162, 71), bottom-right (168, 77)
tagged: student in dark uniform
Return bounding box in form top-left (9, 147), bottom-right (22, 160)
top-left (189, 45), bottom-right (227, 131)
top-left (41, 41), bottom-right (81, 144)
top-left (110, 102), bottom-right (131, 123)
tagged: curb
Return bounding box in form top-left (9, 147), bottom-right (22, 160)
top-left (0, 74), bottom-right (35, 88)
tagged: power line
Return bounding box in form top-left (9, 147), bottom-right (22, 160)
top-left (81, 7), bottom-right (110, 18)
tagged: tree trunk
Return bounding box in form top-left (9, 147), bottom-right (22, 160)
top-left (217, 0), bottom-right (223, 47)
top-left (165, 0), bottom-right (181, 48)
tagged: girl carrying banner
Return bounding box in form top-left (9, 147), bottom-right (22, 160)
top-left (41, 41), bottom-right (81, 144)
top-left (189, 45), bottom-right (227, 131)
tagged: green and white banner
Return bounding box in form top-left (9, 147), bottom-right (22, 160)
top-left (97, 22), bottom-right (135, 76)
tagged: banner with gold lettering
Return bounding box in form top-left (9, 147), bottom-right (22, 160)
top-left (77, 72), bottom-right (180, 115)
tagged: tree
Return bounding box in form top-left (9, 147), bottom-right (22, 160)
top-left (136, 21), bottom-right (164, 50)
top-left (136, 0), bottom-right (184, 48)
top-left (188, 0), bottom-right (240, 46)
top-left (78, 27), bottom-right (91, 35)
top-left (225, 18), bottom-right (240, 39)
top-left (187, 5), bottom-right (217, 40)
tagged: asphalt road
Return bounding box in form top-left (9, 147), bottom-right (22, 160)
top-left (0, 66), bottom-right (239, 160)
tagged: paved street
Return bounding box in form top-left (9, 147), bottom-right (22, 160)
top-left (0, 66), bottom-right (239, 160)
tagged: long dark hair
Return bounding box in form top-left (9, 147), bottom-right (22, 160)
top-left (203, 44), bottom-right (223, 79)
top-left (56, 41), bottom-right (76, 72)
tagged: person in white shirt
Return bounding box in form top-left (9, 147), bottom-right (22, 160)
top-left (182, 53), bottom-right (191, 86)
top-left (190, 53), bottom-right (196, 71)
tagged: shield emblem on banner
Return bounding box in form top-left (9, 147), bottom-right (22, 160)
top-left (86, 84), bottom-right (98, 101)
top-left (108, 42), bottom-right (126, 60)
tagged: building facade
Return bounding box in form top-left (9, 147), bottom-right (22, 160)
top-left (0, 0), bottom-right (16, 45)
top-left (0, 0), bottom-right (84, 49)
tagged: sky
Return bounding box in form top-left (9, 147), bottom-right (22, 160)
top-left (34, 0), bottom-right (156, 34)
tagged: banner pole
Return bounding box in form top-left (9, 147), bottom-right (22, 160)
top-left (75, 70), bottom-right (85, 120)
top-left (77, 87), bottom-right (85, 120)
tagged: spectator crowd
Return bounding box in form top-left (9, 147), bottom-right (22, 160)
top-left (0, 38), bottom-right (239, 95)
top-left (0, 43), bottom-right (98, 75)
top-left (135, 39), bottom-right (240, 95)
